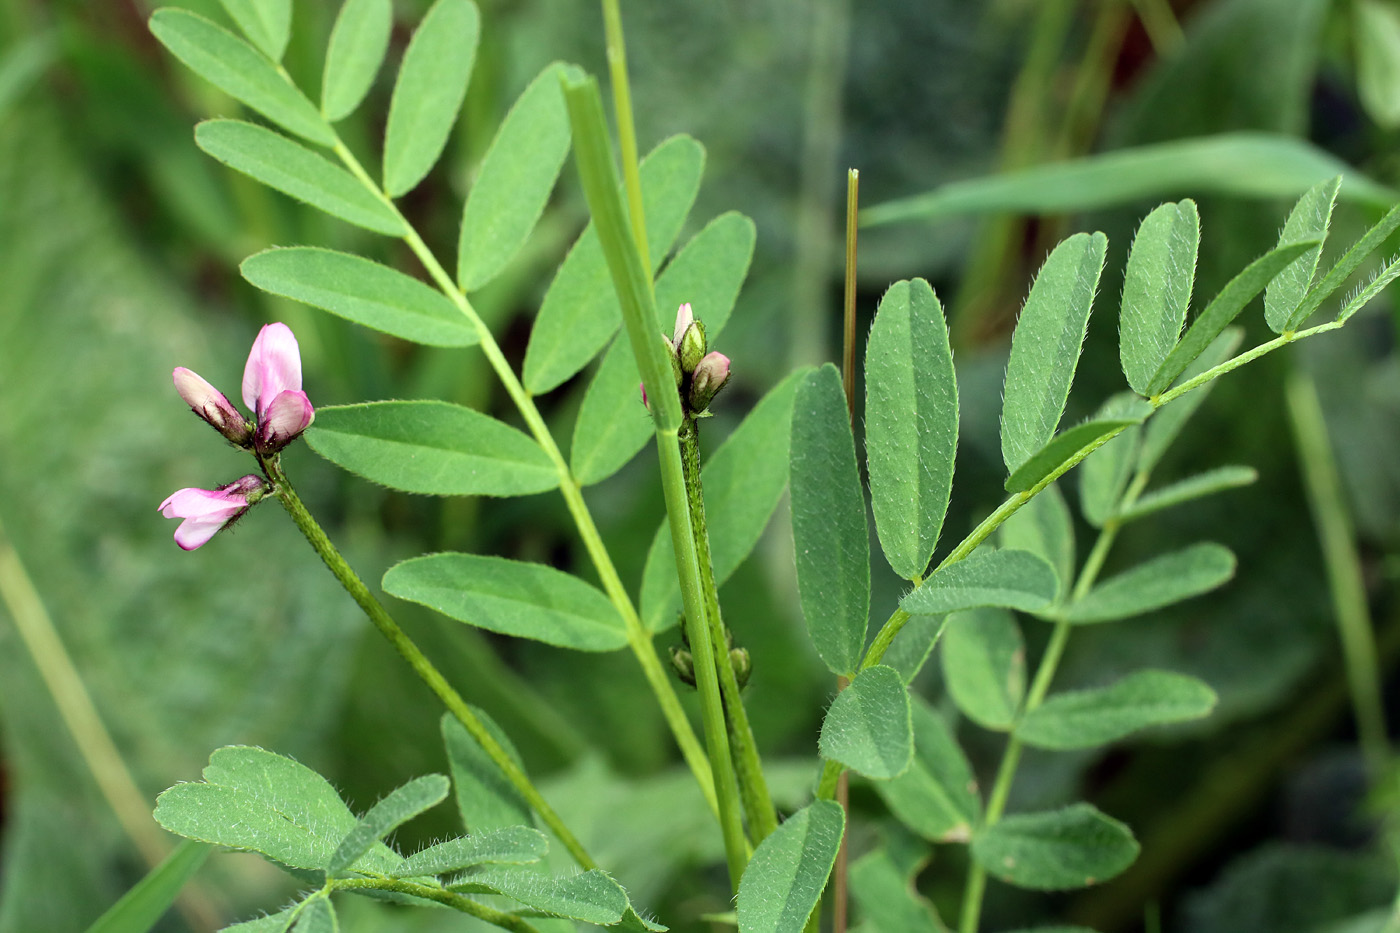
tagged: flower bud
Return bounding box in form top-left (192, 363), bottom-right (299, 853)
top-left (669, 645), bottom-right (696, 688)
top-left (173, 367), bottom-right (252, 446)
top-left (677, 319), bottom-right (707, 374)
top-left (688, 351), bottom-right (731, 412)
top-left (729, 646), bottom-right (752, 689)
top-left (671, 303), bottom-right (695, 348)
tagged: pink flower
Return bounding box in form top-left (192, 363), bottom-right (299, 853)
top-left (158, 475), bottom-right (268, 550)
top-left (241, 323), bottom-right (315, 453)
top-left (173, 366), bottom-right (252, 446)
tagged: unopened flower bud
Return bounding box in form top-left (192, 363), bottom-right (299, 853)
top-left (173, 367), bottom-right (252, 446)
top-left (157, 474), bottom-right (269, 550)
top-left (671, 303), bottom-right (695, 348)
top-left (688, 351), bottom-right (731, 412)
top-left (669, 645), bottom-right (696, 688)
top-left (678, 319), bottom-right (707, 373)
top-left (730, 646), bottom-right (752, 689)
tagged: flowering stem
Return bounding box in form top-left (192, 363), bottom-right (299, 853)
top-left (327, 139), bottom-right (718, 818)
top-left (600, 0), bottom-right (650, 275)
top-left (263, 460), bottom-right (596, 871)
top-left (680, 416), bottom-right (778, 844)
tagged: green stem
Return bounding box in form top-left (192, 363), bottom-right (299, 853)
top-left (264, 461), bottom-right (596, 870)
top-left (335, 878), bottom-right (540, 932)
top-left (600, 0), bottom-right (650, 275)
top-left (680, 417), bottom-right (779, 844)
top-left (1131, 0), bottom-right (1186, 56)
top-left (1286, 369), bottom-right (1389, 777)
top-left (328, 140), bottom-right (718, 818)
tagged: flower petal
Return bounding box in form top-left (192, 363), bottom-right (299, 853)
top-left (173, 367), bottom-right (250, 444)
top-left (671, 303), bottom-right (694, 348)
top-left (256, 390), bottom-right (315, 453)
top-left (242, 323), bottom-right (303, 415)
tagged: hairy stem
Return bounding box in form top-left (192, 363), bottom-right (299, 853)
top-left (335, 878), bottom-right (540, 932)
top-left (265, 461), bottom-right (596, 870)
top-left (327, 139), bottom-right (718, 817)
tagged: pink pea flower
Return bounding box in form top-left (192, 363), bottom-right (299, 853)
top-left (242, 323), bottom-right (315, 453)
top-left (158, 475), bottom-right (269, 550)
top-left (689, 351), bottom-right (731, 411)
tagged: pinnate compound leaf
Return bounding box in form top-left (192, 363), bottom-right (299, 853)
top-left (327, 774), bottom-right (450, 872)
top-left (901, 549), bottom-right (1056, 617)
top-left (865, 278), bottom-right (958, 581)
top-left (1119, 200), bottom-right (1198, 394)
top-left (382, 0), bottom-right (479, 197)
top-left (149, 10), bottom-right (331, 146)
top-left (1147, 240), bottom-right (1319, 395)
top-left (640, 367), bottom-right (808, 631)
top-left (572, 211), bottom-right (756, 485)
top-left (217, 0), bottom-right (290, 61)
top-left (1067, 542), bottom-right (1236, 624)
top-left (399, 826), bottom-right (548, 876)
top-left (525, 135), bottom-right (704, 394)
top-left (195, 120), bottom-right (404, 236)
top-left (1114, 465), bottom-right (1258, 524)
top-left (241, 248), bottom-right (476, 347)
top-left (1264, 176), bottom-right (1340, 333)
top-left (1005, 396), bottom-right (1152, 493)
top-left (999, 482), bottom-right (1074, 599)
top-left (155, 746), bottom-right (360, 870)
top-left (874, 697), bottom-right (980, 843)
top-left (383, 553), bottom-right (627, 652)
top-left (1138, 329), bottom-right (1243, 474)
top-left (457, 62), bottom-right (575, 291)
top-left (971, 803), bottom-right (1139, 891)
top-left (290, 898), bottom-right (336, 933)
top-left (306, 401), bottom-right (558, 497)
top-left (1000, 232), bottom-right (1108, 473)
top-left (1017, 670), bottom-right (1217, 750)
top-left (85, 841), bottom-right (211, 933)
top-left (736, 800), bottom-right (845, 933)
top-left (818, 666), bottom-right (914, 779)
top-left (940, 609), bottom-right (1025, 731)
top-left (791, 364), bottom-right (870, 676)
top-left (321, 0), bottom-right (392, 122)
top-left (451, 869), bottom-right (629, 925)
top-left (441, 713), bottom-right (531, 833)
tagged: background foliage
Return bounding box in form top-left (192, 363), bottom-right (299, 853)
top-left (4, 0), bottom-right (1400, 930)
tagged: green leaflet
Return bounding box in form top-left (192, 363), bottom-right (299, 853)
top-left (241, 247), bottom-right (476, 347)
top-left (153, 746), bottom-right (397, 873)
top-left (1147, 240), bottom-right (1318, 395)
top-left (217, 0), bottom-right (290, 61)
top-left (971, 803), bottom-right (1139, 891)
top-left (736, 800), bottom-right (845, 933)
top-left (1017, 670), bottom-right (1217, 750)
top-left (790, 364), bottom-right (871, 677)
top-left (524, 134), bottom-right (704, 394)
top-left (571, 211), bottom-right (756, 485)
top-left (901, 549), bottom-right (1057, 617)
top-left (194, 120), bottom-right (405, 236)
top-left (1137, 329), bottom-right (1243, 474)
top-left (874, 697), bottom-right (981, 843)
top-left (940, 609), bottom-right (1025, 732)
top-left (861, 133), bottom-right (1394, 227)
top-left (457, 62), bottom-right (576, 291)
top-left (639, 368), bottom-right (808, 631)
top-left (149, 9), bottom-right (331, 146)
top-left (1264, 176), bottom-right (1340, 332)
top-left (383, 553), bottom-right (627, 652)
top-left (1005, 399), bottom-right (1152, 494)
top-left (441, 713), bottom-right (532, 834)
top-left (1114, 465), bottom-right (1258, 525)
top-left (849, 843), bottom-right (945, 932)
top-left (817, 665), bottom-right (914, 780)
top-left (83, 841), bottom-right (211, 933)
top-left (1000, 232), bottom-right (1108, 474)
top-left (1077, 420), bottom-right (1139, 528)
top-left (1339, 254), bottom-right (1400, 323)
top-left (306, 400), bottom-right (558, 497)
top-left (398, 826), bottom-right (548, 876)
top-left (382, 0), bottom-right (479, 197)
top-left (1119, 200), bottom-right (1198, 395)
top-left (223, 910), bottom-right (296, 933)
top-left (290, 899), bottom-right (336, 933)
top-left (999, 482), bottom-right (1074, 602)
top-left (865, 278), bottom-right (958, 581)
top-left (326, 775), bottom-right (450, 872)
top-left (321, 0), bottom-right (392, 122)
top-left (450, 869), bottom-right (632, 925)
top-left (1357, 0), bottom-right (1400, 128)
top-left (1067, 542), bottom-right (1237, 624)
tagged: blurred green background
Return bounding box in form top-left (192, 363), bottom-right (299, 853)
top-left (5, 0), bottom-right (1400, 930)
